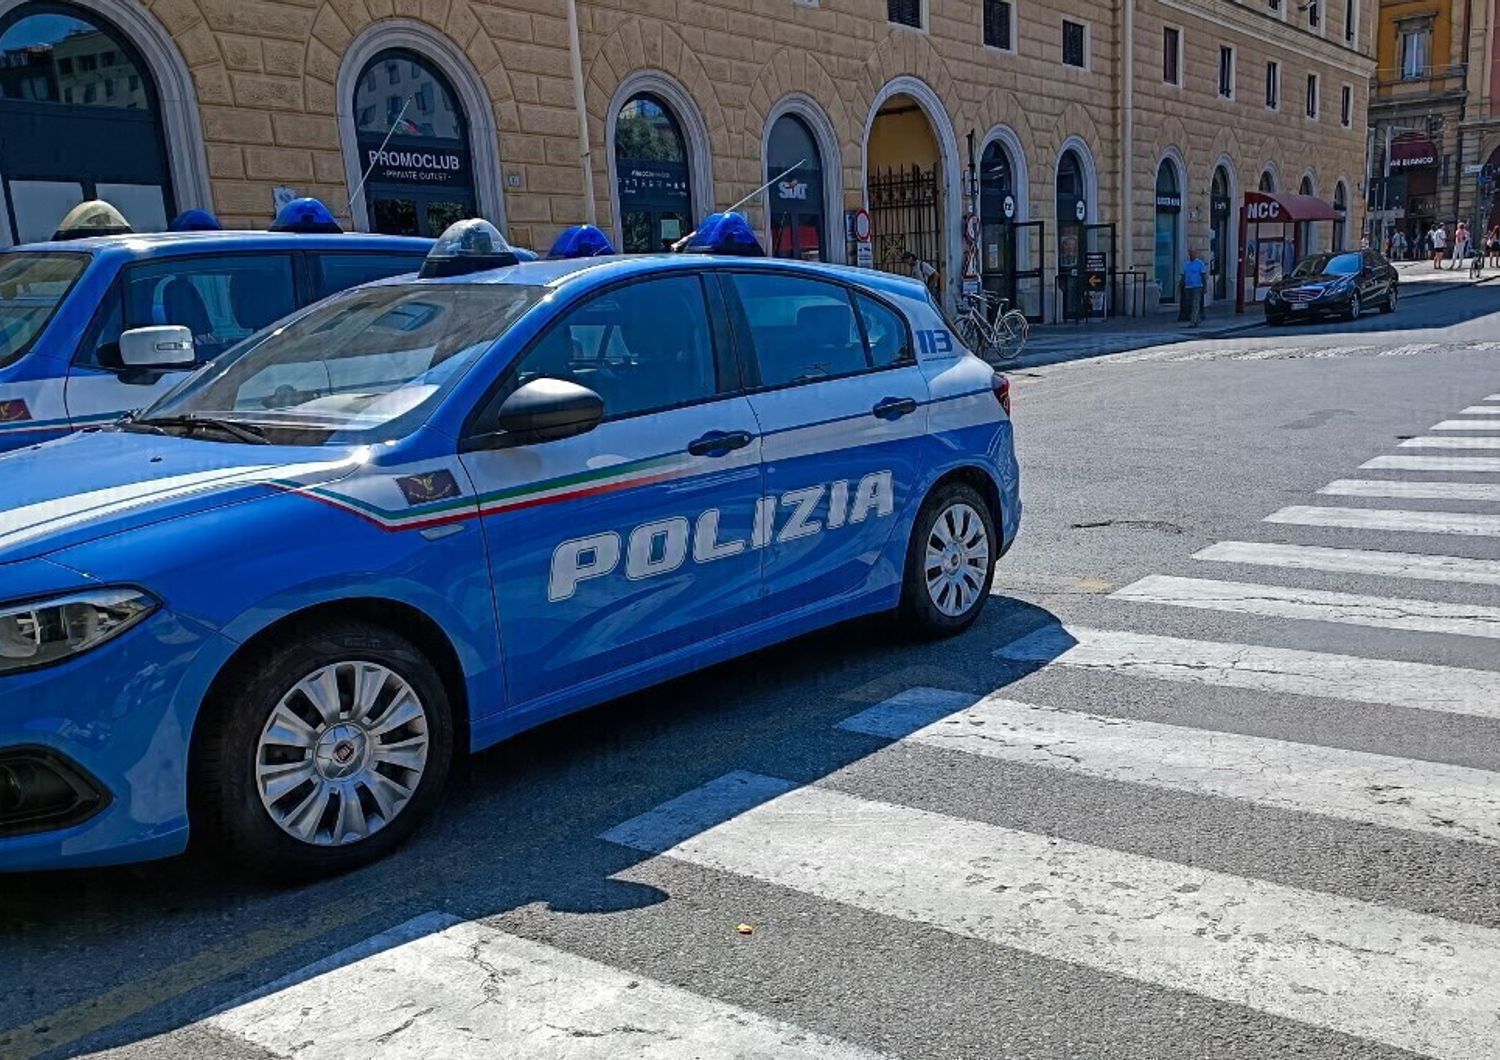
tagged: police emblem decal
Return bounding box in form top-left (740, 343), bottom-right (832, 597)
top-left (396, 469), bottom-right (461, 506)
top-left (0, 399), bottom-right (31, 423)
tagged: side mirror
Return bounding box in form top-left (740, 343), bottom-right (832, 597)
top-left (482, 378), bottom-right (603, 448)
top-left (119, 326), bottom-right (196, 371)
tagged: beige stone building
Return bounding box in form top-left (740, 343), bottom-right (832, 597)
top-left (0, 0), bottom-right (1374, 317)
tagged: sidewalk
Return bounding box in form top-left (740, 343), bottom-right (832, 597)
top-left (1009, 260), bottom-right (1497, 368)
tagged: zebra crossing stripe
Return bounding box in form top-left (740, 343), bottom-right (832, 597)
top-left (1431, 421), bottom-right (1500, 431)
top-left (1318, 479), bottom-right (1500, 501)
top-left (1362, 455), bottom-right (1500, 472)
top-left (993, 625), bottom-right (1500, 718)
top-left (603, 772), bottom-right (1500, 1060)
top-left (1398, 436), bottom-right (1500, 449)
top-left (838, 688), bottom-right (1500, 845)
top-left (1194, 541), bottom-right (1500, 586)
top-left (1112, 574), bottom-right (1500, 640)
top-left (1459, 407), bottom-right (1500, 415)
top-left (206, 911), bottom-right (883, 1059)
top-left (1265, 505), bottom-right (1500, 537)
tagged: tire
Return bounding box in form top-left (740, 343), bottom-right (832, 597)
top-left (898, 481), bottom-right (998, 638)
top-left (1380, 285), bottom-right (1398, 314)
top-left (194, 620), bottom-right (454, 881)
top-left (954, 317), bottom-right (980, 354)
top-left (1344, 292), bottom-right (1361, 321)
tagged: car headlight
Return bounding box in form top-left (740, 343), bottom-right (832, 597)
top-left (0, 589), bottom-right (157, 675)
top-left (1268, 290), bottom-right (1282, 303)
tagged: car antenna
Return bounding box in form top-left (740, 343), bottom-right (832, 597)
top-left (670, 159), bottom-right (806, 252)
top-left (344, 95), bottom-right (416, 221)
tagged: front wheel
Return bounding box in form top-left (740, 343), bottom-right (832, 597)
top-left (954, 316), bottom-right (981, 355)
top-left (195, 620), bottom-right (454, 880)
top-left (899, 482), bottom-right (997, 637)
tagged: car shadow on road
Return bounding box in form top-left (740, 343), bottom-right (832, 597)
top-left (0, 594), bottom-right (1069, 1060)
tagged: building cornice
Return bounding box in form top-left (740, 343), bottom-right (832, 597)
top-left (1153, 0), bottom-right (1377, 77)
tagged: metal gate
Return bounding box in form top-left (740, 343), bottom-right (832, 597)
top-left (868, 165), bottom-right (941, 283)
top-left (1012, 220), bottom-right (1045, 323)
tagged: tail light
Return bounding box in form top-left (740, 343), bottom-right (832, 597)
top-left (991, 372), bottom-right (1011, 417)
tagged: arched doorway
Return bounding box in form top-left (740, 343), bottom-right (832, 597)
top-left (1332, 181), bottom-right (1348, 250)
top-left (352, 48), bottom-right (475, 237)
top-left (979, 137), bottom-right (1016, 311)
top-left (1154, 158), bottom-right (1183, 303)
top-left (1297, 174), bottom-right (1316, 255)
top-left (1055, 145), bottom-right (1096, 320)
top-left (1210, 164), bottom-right (1233, 300)
top-left (766, 112), bottom-right (825, 261)
top-left (867, 91), bottom-right (946, 290)
top-left (0, 1), bottom-right (173, 241)
top-left (614, 92), bottom-right (693, 253)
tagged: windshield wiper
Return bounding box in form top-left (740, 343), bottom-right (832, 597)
top-left (123, 413), bottom-right (270, 445)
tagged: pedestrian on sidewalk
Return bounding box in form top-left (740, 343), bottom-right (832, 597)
top-left (1181, 247), bottom-right (1208, 327)
top-left (1392, 230), bottom-right (1409, 261)
top-left (1451, 223), bottom-right (1471, 270)
top-left (1430, 223), bottom-right (1447, 269)
top-left (1485, 225), bottom-right (1500, 268)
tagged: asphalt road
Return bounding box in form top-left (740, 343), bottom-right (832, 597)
top-left (4, 281), bottom-right (1500, 1060)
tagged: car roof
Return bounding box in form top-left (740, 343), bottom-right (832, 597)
top-left (399, 253), bottom-right (933, 302)
top-left (8, 230), bottom-right (434, 260)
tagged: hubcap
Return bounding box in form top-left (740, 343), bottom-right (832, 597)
top-left (924, 502), bottom-right (990, 618)
top-left (255, 661), bottom-right (429, 846)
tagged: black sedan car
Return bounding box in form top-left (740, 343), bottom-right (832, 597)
top-left (1265, 250), bottom-right (1399, 324)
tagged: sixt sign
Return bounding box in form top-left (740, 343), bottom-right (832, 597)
top-left (548, 471), bottom-right (894, 601)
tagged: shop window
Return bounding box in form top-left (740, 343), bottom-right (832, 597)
top-left (1063, 20), bottom-right (1087, 68)
top-left (767, 113), bottom-right (826, 262)
top-left (984, 0), bottom-right (1013, 50)
top-left (889, 0), bottom-right (922, 29)
top-left (614, 92), bottom-right (693, 253)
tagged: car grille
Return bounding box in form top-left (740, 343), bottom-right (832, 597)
top-left (1281, 289), bottom-right (1319, 303)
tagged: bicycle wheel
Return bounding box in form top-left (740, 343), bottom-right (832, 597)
top-left (954, 315), bottom-right (981, 353)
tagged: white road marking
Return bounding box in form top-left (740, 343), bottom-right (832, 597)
top-left (1459, 407), bottom-right (1500, 415)
top-left (207, 911), bottom-right (882, 1059)
top-left (1318, 479), bottom-right (1500, 502)
top-left (1112, 574), bottom-right (1500, 640)
top-left (994, 625), bottom-right (1500, 719)
top-left (1361, 455), bottom-right (1500, 473)
top-left (1194, 540), bottom-right (1500, 587)
top-left (838, 687), bottom-right (1500, 845)
top-left (1398, 436), bottom-right (1500, 449)
top-left (1265, 505), bottom-right (1500, 537)
top-left (1431, 421), bottom-right (1500, 431)
top-left (604, 772), bottom-right (1500, 1060)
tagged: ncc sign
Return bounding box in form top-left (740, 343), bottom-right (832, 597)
top-left (1244, 197), bottom-right (1287, 222)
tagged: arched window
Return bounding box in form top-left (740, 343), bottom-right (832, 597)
top-left (979, 138), bottom-right (1016, 307)
top-left (1332, 181), bottom-right (1348, 250)
top-left (1210, 165), bottom-right (1233, 300)
top-left (1154, 159), bottom-right (1183, 302)
top-left (1259, 169), bottom-right (1276, 193)
top-left (1297, 174), bottom-right (1316, 253)
top-left (766, 113), bottom-right (824, 261)
top-left (352, 48), bottom-right (474, 237)
top-left (615, 92), bottom-right (692, 253)
top-left (1056, 149), bottom-right (1086, 225)
top-left (0, 1), bottom-right (172, 239)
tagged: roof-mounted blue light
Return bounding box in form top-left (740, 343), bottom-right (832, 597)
top-left (419, 218), bottom-right (519, 278)
top-left (512, 245), bottom-right (539, 262)
top-left (268, 197), bottom-right (342, 234)
top-left (51, 200), bottom-right (132, 241)
top-left (681, 212), bottom-right (764, 257)
top-left (169, 209), bottom-right (221, 232)
top-left (548, 224), bottom-right (614, 259)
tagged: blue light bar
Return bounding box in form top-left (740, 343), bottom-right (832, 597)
top-left (548, 225), bottom-right (614, 259)
top-left (681, 212), bottom-right (764, 256)
top-left (419, 218), bottom-right (519, 278)
top-left (269, 198), bottom-right (342, 234)
top-left (169, 209), bottom-right (221, 232)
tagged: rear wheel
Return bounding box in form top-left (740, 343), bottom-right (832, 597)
top-left (1344, 292), bottom-right (1361, 321)
top-left (1380, 285), bottom-right (1398, 313)
top-left (899, 482), bottom-right (997, 637)
top-left (195, 620), bottom-right (454, 880)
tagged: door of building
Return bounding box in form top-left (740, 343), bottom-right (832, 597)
top-left (1010, 219), bottom-right (1045, 323)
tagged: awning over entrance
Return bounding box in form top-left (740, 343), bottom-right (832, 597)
top-left (1389, 138), bottom-right (1439, 169)
top-left (1242, 191), bottom-right (1339, 224)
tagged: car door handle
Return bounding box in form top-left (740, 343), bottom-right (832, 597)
top-left (873, 397), bottom-right (919, 420)
top-left (687, 430), bottom-right (754, 457)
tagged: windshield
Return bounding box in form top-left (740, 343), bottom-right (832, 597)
top-left (1290, 252), bottom-right (1362, 279)
top-left (141, 282), bottom-right (546, 445)
top-left (0, 252), bottom-right (88, 369)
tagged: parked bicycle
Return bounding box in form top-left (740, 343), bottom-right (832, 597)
top-left (953, 288), bottom-right (1029, 363)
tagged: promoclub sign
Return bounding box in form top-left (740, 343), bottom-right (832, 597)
top-left (359, 140), bottom-right (470, 187)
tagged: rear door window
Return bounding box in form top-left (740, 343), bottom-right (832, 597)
top-left (310, 252), bottom-right (427, 301)
top-left (725, 272), bottom-right (869, 387)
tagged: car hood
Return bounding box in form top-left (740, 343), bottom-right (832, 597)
top-left (0, 430), bottom-right (365, 565)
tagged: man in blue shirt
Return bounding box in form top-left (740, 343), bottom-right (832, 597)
top-left (1182, 248), bottom-right (1209, 326)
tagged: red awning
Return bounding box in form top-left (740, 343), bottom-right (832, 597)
top-left (1389, 137), bottom-right (1439, 168)
top-left (1242, 191), bottom-right (1339, 223)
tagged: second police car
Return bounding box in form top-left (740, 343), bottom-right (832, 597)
top-left (0, 216), bottom-right (1020, 878)
top-left (0, 198), bottom-right (431, 450)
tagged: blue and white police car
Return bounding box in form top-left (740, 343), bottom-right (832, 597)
top-left (0, 198), bottom-right (430, 450)
top-left (0, 216), bottom-right (1020, 877)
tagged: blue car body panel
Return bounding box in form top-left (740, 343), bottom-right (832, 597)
top-left (0, 230), bottom-right (431, 451)
top-left (0, 254), bottom-right (1020, 870)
